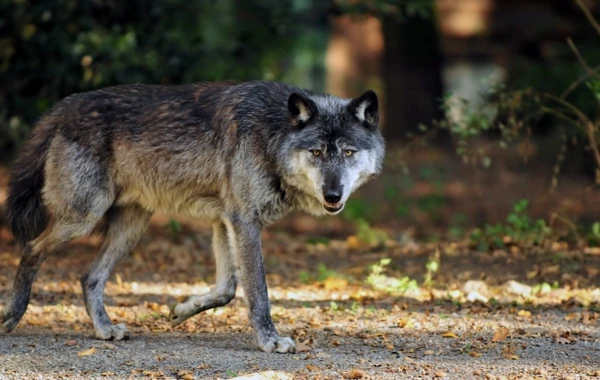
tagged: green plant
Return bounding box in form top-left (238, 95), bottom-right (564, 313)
top-left (355, 218), bottom-right (388, 246)
top-left (366, 258), bottom-right (418, 294)
top-left (460, 342), bottom-right (472, 354)
top-left (306, 236), bottom-right (330, 245)
top-left (166, 218), bottom-right (182, 241)
top-left (532, 281), bottom-right (559, 295)
top-left (506, 200), bottom-right (551, 242)
top-left (585, 222), bottom-right (600, 246)
top-left (299, 263), bottom-right (348, 284)
top-left (316, 263), bottom-right (339, 281)
top-left (470, 199), bottom-right (552, 251)
top-left (449, 214), bottom-right (468, 240)
top-left (299, 271), bottom-right (311, 284)
top-left (415, 192), bottom-right (445, 215)
top-left (423, 250), bottom-right (440, 287)
top-left (328, 301), bottom-right (361, 313)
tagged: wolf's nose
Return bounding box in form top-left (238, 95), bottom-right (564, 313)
top-left (324, 192), bottom-right (342, 204)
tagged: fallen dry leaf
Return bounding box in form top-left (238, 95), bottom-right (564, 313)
top-left (397, 318), bottom-right (414, 328)
top-left (141, 370), bottom-right (164, 378)
top-left (77, 347), bottom-right (96, 357)
top-left (346, 236), bottom-right (361, 249)
top-left (434, 370), bottom-right (447, 378)
top-left (441, 331), bottom-right (458, 338)
top-left (296, 340), bottom-right (312, 352)
top-left (501, 344), bottom-right (519, 360)
top-left (469, 352), bottom-right (482, 358)
top-left (582, 312), bottom-right (592, 325)
top-left (526, 269), bottom-right (538, 279)
top-left (323, 277), bottom-right (348, 290)
top-left (64, 339), bottom-right (77, 346)
top-left (342, 369), bottom-right (364, 379)
top-left (492, 327), bottom-right (510, 342)
top-left (147, 302), bottom-right (161, 312)
top-left (517, 310), bottom-right (531, 317)
top-left (564, 313), bottom-right (580, 321)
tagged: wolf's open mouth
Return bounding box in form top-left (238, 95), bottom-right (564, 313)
top-left (323, 203), bottom-right (344, 213)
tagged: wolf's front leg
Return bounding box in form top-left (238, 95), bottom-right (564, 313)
top-left (226, 217), bottom-right (296, 354)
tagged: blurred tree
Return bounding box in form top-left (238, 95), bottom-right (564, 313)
top-left (382, 4), bottom-right (444, 141)
top-left (329, 0), bottom-right (445, 142)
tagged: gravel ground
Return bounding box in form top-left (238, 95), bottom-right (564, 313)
top-left (1, 216), bottom-right (600, 379)
top-left (1, 297), bottom-right (600, 379)
top-left (1, 310), bottom-right (599, 380)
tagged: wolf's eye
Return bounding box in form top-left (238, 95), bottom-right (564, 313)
top-left (344, 150), bottom-right (355, 157)
top-left (311, 149), bottom-right (321, 157)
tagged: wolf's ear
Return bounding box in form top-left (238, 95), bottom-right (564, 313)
top-left (288, 93), bottom-right (318, 128)
top-left (347, 90), bottom-right (379, 130)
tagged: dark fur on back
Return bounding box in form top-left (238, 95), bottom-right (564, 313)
top-left (5, 118), bottom-right (56, 245)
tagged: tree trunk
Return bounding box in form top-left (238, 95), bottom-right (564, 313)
top-left (382, 12), bottom-right (445, 142)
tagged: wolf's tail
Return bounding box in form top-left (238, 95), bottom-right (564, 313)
top-left (5, 118), bottom-right (56, 246)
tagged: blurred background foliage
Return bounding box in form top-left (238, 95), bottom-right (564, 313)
top-left (2, 0), bottom-right (600, 245)
top-left (2, 0), bottom-right (599, 149)
top-left (0, 0), bottom-right (332, 154)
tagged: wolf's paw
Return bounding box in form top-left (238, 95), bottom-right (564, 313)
top-left (168, 301), bottom-right (196, 326)
top-left (258, 335), bottom-right (296, 354)
top-left (95, 323), bottom-right (129, 341)
top-left (0, 309), bottom-right (22, 334)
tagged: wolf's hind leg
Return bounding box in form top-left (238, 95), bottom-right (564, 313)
top-left (80, 205), bottom-right (151, 341)
top-left (169, 221), bottom-right (237, 325)
top-left (2, 216), bottom-right (102, 333)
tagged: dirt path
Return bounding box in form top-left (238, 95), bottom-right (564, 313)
top-left (1, 216), bottom-right (600, 379)
top-left (1, 303), bottom-right (599, 379)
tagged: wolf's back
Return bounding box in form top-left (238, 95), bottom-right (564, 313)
top-left (5, 116), bottom-right (57, 245)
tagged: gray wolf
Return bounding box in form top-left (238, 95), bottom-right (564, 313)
top-left (1, 80), bottom-right (385, 353)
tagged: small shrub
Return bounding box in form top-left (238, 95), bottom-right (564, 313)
top-left (470, 199), bottom-right (552, 251)
top-left (366, 258), bottom-right (418, 294)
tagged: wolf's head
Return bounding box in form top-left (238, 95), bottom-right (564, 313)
top-left (281, 89), bottom-right (385, 216)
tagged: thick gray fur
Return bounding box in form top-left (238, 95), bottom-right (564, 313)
top-left (1, 80), bottom-right (385, 353)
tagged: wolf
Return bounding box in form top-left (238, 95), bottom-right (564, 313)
top-left (1, 80), bottom-right (385, 353)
